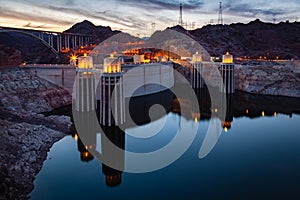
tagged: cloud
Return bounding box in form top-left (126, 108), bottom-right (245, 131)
top-left (0, 6), bottom-right (73, 25)
top-left (1, 0), bottom-right (300, 35)
top-left (225, 3), bottom-right (287, 18)
top-left (22, 22), bottom-right (54, 29)
top-left (120, 0), bottom-right (204, 11)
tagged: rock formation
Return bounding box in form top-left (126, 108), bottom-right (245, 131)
top-left (0, 46), bottom-right (21, 66)
top-left (235, 64), bottom-right (300, 98)
top-left (0, 67), bottom-right (72, 199)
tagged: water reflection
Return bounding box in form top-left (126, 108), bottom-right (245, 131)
top-left (69, 86), bottom-right (300, 187)
top-left (72, 125), bottom-right (125, 187)
top-left (182, 87), bottom-right (300, 128)
top-left (76, 135), bottom-right (94, 162)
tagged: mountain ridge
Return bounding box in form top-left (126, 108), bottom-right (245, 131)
top-left (168, 19), bottom-right (300, 59)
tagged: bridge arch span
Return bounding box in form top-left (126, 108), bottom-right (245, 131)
top-left (0, 29), bottom-right (59, 57)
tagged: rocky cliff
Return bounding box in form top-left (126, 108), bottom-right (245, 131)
top-left (174, 62), bottom-right (300, 98)
top-left (235, 64), bottom-right (300, 98)
top-left (0, 67), bottom-right (72, 199)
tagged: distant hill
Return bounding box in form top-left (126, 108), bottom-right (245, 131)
top-left (64, 20), bottom-right (121, 45)
top-left (169, 19), bottom-right (300, 59)
top-left (1, 19), bottom-right (300, 64)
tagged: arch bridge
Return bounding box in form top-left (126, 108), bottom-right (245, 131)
top-left (0, 26), bottom-right (93, 56)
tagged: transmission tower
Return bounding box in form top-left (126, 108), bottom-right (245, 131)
top-left (218, 1), bottom-right (223, 25)
top-left (179, 3), bottom-right (183, 26)
top-left (151, 22), bottom-right (156, 35)
top-left (191, 22), bottom-right (196, 29)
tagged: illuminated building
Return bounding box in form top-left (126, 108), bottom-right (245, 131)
top-left (220, 52), bottom-right (235, 93)
top-left (133, 54), bottom-right (145, 64)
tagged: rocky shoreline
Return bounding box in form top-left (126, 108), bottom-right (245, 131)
top-left (235, 63), bottom-right (300, 98)
top-left (0, 67), bottom-right (72, 199)
top-left (174, 62), bottom-right (300, 98)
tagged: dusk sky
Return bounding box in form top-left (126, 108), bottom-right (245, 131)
top-left (0, 0), bottom-right (299, 36)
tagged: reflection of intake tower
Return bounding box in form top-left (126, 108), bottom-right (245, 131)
top-left (220, 52), bottom-right (235, 93)
top-left (99, 55), bottom-right (125, 126)
top-left (191, 52), bottom-right (204, 88)
top-left (101, 126), bottom-right (125, 187)
top-left (221, 93), bottom-right (234, 132)
top-left (76, 135), bottom-right (94, 162)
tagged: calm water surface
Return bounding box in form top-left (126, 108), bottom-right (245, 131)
top-left (31, 90), bottom-right (300, 199)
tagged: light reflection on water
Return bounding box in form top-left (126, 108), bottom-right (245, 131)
top-left (30, 90), bottom-right (300, 199)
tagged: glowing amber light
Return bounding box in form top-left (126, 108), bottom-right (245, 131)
top-left (78, 54), bottom-right (93, 69)
top-left (222, 52), bottom-right (233, 64)
top-left (104, 56), bottom-right (121, 73)
top-left (262, 111), bottom-right (265, 117)
top-left (194, 117), bottom-right (198, 123)
top-left (246, 109), bottom-right (249, 114)
top-left (70, 55), bottom-right (76, 60)
top-left (84, 152), bottom-right (89, 157)
top-left (274, 112), bottom-right (277, 117)
top-left (74, 134), bottom-right (78, 141)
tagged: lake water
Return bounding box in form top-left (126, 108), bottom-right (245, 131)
top-left (30, 89), bottom-right (300, 199)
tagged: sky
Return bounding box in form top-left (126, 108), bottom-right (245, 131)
top-left (0, 0), bottom-right (299, 37)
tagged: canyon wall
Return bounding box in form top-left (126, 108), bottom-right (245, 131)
top-left (0, 67), bottom-right (72, 199)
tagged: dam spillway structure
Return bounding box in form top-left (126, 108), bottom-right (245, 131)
top-left (99, 55), bottom-right (125, 126)
top-left (220, 52), bottom-right (235, 94)
top-left (191, 52), bottom-right (204, 89)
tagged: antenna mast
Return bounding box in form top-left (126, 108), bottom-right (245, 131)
top-left (218, 1), bottom-right (223, 25)
top-left (179, 3), bottom-right (183, 26)
top-left (151, 22), bottom-right (156, 35)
